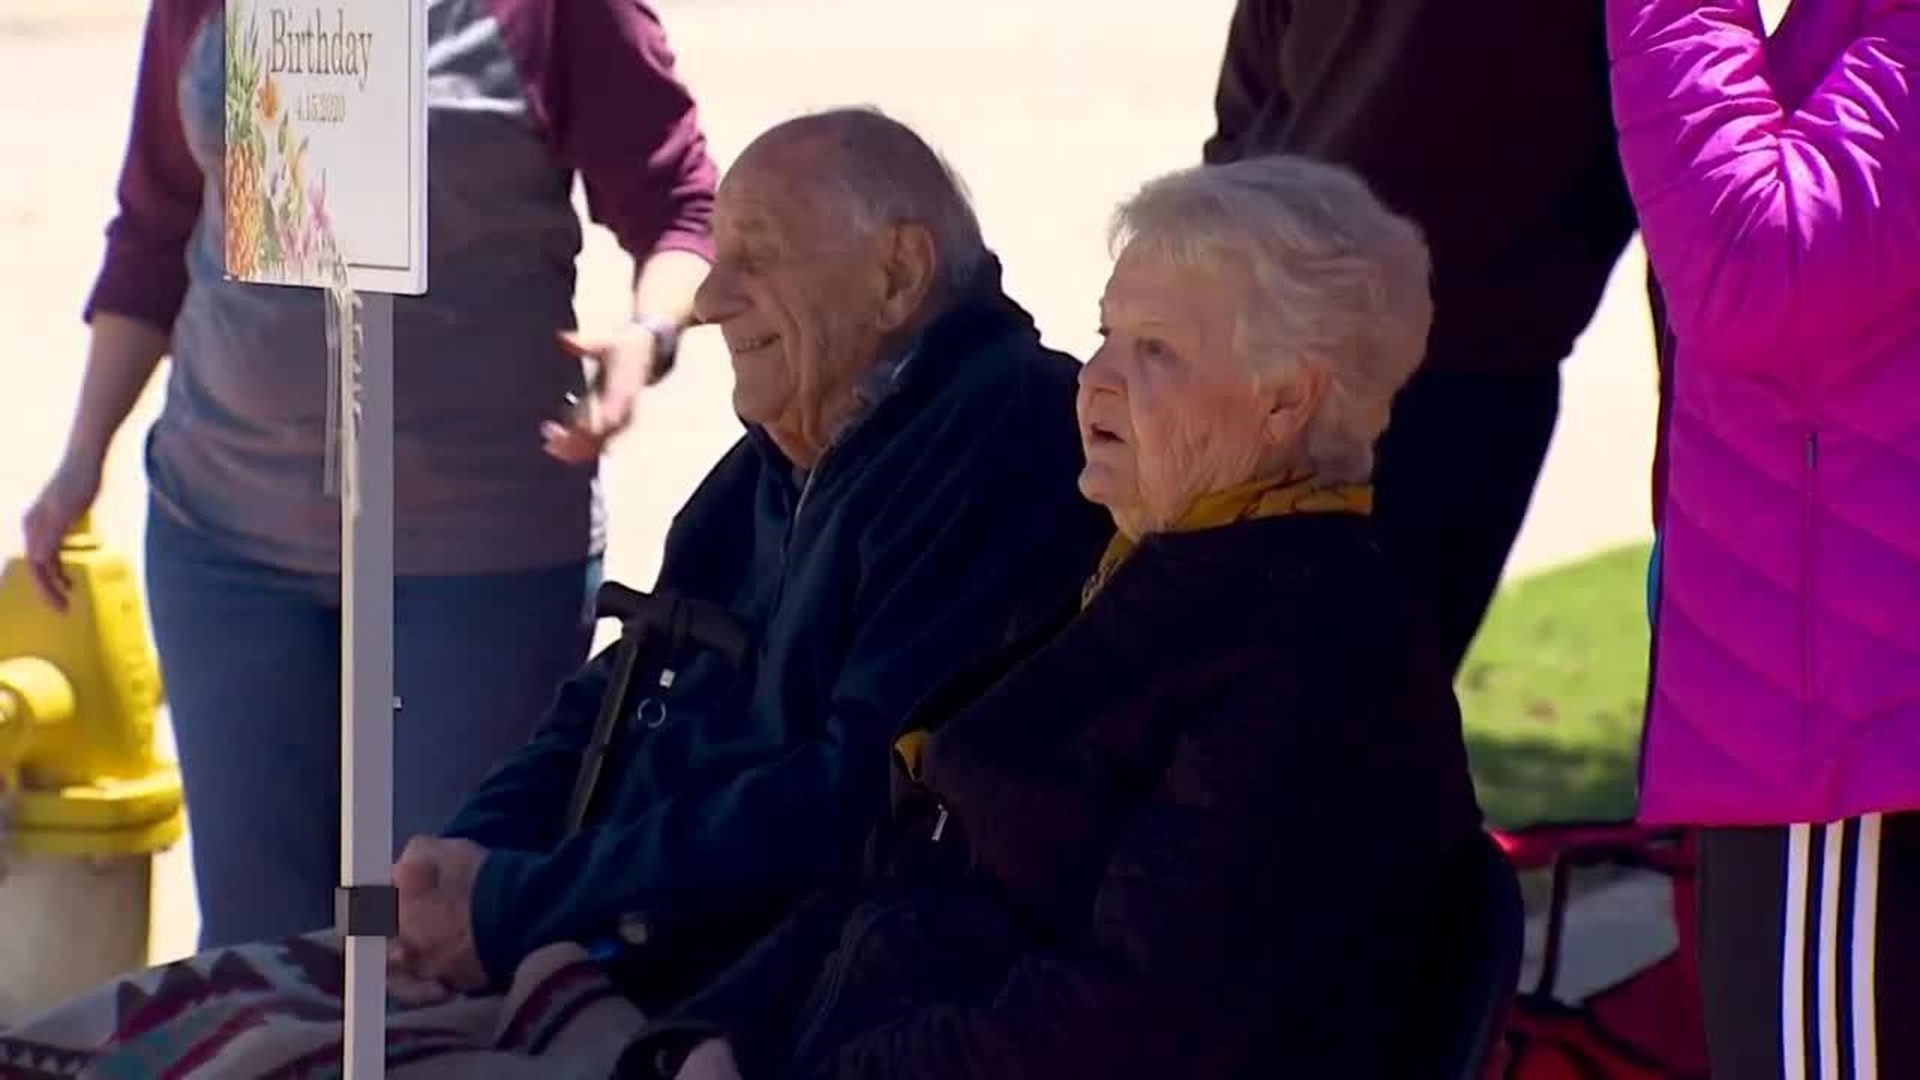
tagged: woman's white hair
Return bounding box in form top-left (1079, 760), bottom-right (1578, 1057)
top-left (1109, 155), bottom-right (1434, 483)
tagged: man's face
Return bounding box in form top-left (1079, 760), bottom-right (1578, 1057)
top-left (695, 147), bottom-right (895, 466)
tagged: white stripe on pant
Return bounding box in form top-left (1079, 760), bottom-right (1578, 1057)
top-left (1852, 815), bottom-right (1882, 1080)
top-left (1780, 816), bottom-right (1883, 1080)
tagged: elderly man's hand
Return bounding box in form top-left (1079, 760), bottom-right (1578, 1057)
top-left (390, 836), bottom-right (490, 992)
top-left (541, 326), bottom-right (659, 464)
top-left (386, 957), bottom-right (456, 1009)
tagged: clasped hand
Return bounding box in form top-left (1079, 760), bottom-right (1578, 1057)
top-left (383, 835), bottom-right (490, 1006)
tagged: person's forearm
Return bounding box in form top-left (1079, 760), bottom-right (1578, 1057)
top-left (65, 313), bottom-right (169, 467)
top-left (1204, 0), bottom-right (1289, 164)
top-left (632, 248), bottom-right (710, 329)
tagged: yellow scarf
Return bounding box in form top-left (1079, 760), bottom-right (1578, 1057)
top-left (1079, 472), bottom-right (1373, 606)
top-left (894, 473), bottom-right (1370, 782)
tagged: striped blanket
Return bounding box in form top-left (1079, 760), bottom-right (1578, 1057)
top-left (0, 933), bottom-right (643, 1078)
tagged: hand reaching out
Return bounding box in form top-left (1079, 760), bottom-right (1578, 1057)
top-left (541, 326), bottom-right (662, 465)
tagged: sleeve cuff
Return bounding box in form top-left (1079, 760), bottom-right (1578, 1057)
top-left (84, 251), bottom-right (187, 333)
top-left (639, 225), bottom-right (715, 266)
top-left (470, 848), bottom-right (540, 986)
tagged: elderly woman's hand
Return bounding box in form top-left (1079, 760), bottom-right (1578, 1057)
top-left (674, 1039), bottom-right (744, 1080)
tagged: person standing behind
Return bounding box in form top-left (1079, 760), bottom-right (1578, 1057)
top-left (1203, 0), bottom-right (1638, 670)
top-left (17, 0), bottom-right (717, 949)
top-left (1611, 0), bottom-right (1920, 1074)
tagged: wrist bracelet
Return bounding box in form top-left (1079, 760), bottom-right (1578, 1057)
top-left (630, 315), bottom-right (682, 381)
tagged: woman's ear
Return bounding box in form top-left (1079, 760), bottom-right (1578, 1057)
top-left (877, 224), bottom-right (938, 330)
top-left (1261, 362), bottom-right (1329, 455)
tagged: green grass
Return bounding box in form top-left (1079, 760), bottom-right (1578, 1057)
top-left (1458, 542), bottom-right (1654, 831)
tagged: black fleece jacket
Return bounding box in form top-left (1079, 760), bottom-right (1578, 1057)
top-left (443, 264), bottom-right (1111, 998)
top-left (624, 513), bottom-right (1483, 1079)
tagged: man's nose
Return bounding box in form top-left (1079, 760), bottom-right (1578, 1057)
top-left (693, 269), bottom-right (743, 326)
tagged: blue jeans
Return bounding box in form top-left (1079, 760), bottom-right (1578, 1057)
top-left (144, 504), bottom-right (599, 949)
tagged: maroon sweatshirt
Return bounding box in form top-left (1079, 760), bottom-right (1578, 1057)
top-left (1206, 1), bottom-right (1637, 377)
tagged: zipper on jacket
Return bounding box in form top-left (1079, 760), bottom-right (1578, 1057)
top-left (767, 339), bottom-right (924, 609)
top-left (788, 463), bottom-right (824, 550)
top-left (768, 452), bottom-right (833, 616)
top-left (1802, 429), bottom-right (1819, 738)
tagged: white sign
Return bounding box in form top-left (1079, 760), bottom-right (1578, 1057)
top-left (223, 0), bottom-right (427, 295)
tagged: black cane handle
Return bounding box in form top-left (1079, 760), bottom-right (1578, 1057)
top-left (564, 583), bottom-right (753, 836)
top-left (595, 582), bottom-right (752, 670)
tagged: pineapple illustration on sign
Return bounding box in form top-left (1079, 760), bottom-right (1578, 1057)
top-left (223, 2), bottom-right (333, 285)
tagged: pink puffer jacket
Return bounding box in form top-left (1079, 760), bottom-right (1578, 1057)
top-left (1613, 0), bottom-right (1920, 825)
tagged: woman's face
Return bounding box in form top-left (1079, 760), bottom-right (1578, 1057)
top-left (1077, 244), bottom-right (1316, 537)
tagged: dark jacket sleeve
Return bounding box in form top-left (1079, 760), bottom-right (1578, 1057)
top-left (463, 401), bottom-right (1097, 983)
top-left (805, 647), bottom-right (1469, 1080)
top-left (85, 0), bottom-right (214, 330)
top-left (439, 645), bottom-right (616, 852)
top-left (440, 445), bottom-right (759, 853)
top-left (1202, 0), bottom-right (1288, 164)
top-left (491, 0), bottom-right (717, 262)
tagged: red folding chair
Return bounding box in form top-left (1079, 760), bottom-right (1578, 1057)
top-left (1486, 823), bottom-right (1708, 1079)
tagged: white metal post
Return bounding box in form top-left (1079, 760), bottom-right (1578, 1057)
top-left (340, 291), bottom-right (395, 1079)
top-left (223, 2), bottom-right (422, 1070)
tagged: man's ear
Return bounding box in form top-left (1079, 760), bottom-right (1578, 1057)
top-left (1261, 361), bottom-right (1330, 456)
top-left (877, 224), bottom-right (939, 330)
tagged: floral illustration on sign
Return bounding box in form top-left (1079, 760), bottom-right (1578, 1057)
top-left (224, 2), bottom-right (337, 284)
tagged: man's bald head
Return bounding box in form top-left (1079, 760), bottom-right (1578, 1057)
top-left (696, 109), bottom-right (992, 469)
top-left (735, 107), bottom-right (988, 299)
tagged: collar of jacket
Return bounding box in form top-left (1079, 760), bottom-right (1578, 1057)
top-left (742, 253), bottom-right (1036, 479)
top-left (889, 510), bottom-right (1382, 785)
top-left (1083, 511), bottom-right (1379, 647)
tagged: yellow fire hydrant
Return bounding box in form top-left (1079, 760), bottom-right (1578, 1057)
top-left (0, 513), bottom-right (184, 1022)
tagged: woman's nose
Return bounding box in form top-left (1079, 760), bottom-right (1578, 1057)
top-left (1080, 342), bottom-right (1120, 389)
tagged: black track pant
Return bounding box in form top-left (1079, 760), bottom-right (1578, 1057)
top-left (1698, 813), bottom-right (1920, 1079)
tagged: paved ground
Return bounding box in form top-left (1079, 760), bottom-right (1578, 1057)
top-left (2, 0), bottom-right (1671, 992)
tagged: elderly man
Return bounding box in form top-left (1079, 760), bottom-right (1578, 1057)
top-left (1204, 0), bottom-right (1638, 670)
top-left (0, 108), bottom-right (1107, 1076)
top-left (392, 107), bottom-right (1111, 1007)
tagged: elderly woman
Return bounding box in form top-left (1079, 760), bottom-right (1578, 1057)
top-left (619, 154), bottom-right (1483, 1080)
